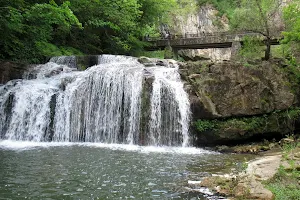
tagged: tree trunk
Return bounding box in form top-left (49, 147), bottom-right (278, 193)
top-left (265, 38), bottom-right (271, 60)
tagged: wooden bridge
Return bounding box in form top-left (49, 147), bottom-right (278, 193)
top-left (146, 32), bottom-right (280, 51)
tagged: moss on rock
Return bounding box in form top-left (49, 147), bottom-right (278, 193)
top-left (194, 108), bottom-right (300, 146)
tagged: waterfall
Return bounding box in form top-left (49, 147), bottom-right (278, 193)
top-left (0, 55), bottom-right (190, 146)
top-left (49, 56), bottom-right (76, 68)
top-left (148, 67), bottom-right (190, 146)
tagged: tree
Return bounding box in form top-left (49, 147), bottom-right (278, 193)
top-left (231, 0), bottom-right (284, 60)
top-left (0, 0), bottom-right (82, 62)
top-left (282, 0), bottom-right (300, 60)
top-left (0, 0), bottom-right (183, 63)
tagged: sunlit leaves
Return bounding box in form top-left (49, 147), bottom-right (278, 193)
top-left (282, 1), bottom-right (300, 43)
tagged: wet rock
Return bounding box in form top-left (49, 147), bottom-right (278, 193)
top-left (188, 74), bottom-right (201, 79)
top-left (75, 55), bottom-right (98, 70)
top-left (138, 56), bottom-right (152, 64)
top-left (138, 56), bottom-right (157, 67)
top-left (198, 155), bottom-right (280, 200)
top-left (0, 61), bottom-right (31, 84)
top-left (156, 60), bottom-right (165, 66)
top-left (59, 76), bottom-right (74, 91)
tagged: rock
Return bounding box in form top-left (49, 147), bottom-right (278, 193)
top-left (138, 56), bottom-right (152, 64)
top-left (280, 138), bottom-right (295, 144)
top-left (156, 60), bottom-right (165, 66)
top-left (171, 4), bottom-right (232, 62)
top-left (245, 179), bottom-right (275, 200)
top-left (143, 63), bottom-right (156, 67)
top-left (246, 155), bottom-right (281, 181)
top-left (76, 55), bottom-right (98, 70)
top-left (194, 111), bottom-right (298, 145)
top-left (188, 74), bottom-right (201, 79)
top-left (282, 147), bottom-right (300, 171)
top-left (199, 155), bottom-right (279, 200)
top-left (183, 60), bottom-right (295, 119)
top-left (0, 61), bottom-right (31, 84)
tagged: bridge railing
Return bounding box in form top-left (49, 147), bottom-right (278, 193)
top-left (146, 31), bottom-right (263, 42)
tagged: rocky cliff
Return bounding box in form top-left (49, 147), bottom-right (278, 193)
top-left (180, 59), bottom-right (300, 145)
top-left (171, 3), bottom-right (232, 62)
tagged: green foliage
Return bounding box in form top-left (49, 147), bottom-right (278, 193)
top-left (238, 36), bottom-right (265, 60)
top-left (271, 45), bottom-right (285, 59)
top-left (281, 55), bottom-right (300, 94)
top-left (231, 0), bottom-right (282, 60)
top-left (135, 51), bottom-right (165, 59)
top-left (282, 1), bottom-right (300, 44)
top-left (138, 0), bottom-right (177, 25)
top-left (0, 0), bottom-right (179, 63)
top-left (0, 1), bottom-right (82, 63)
top-left (281, 1), bottom-right (300, 62)
top-left (195, 120), bottom-right (217, 132)
top-left (195, 108), bottom-right (300, 134)
top-left (267, 183), bottom-right (300, 200)
top-left (164, 46), bottom-right (174, 59)
top-left (265, 138), bottom-right (300, 200)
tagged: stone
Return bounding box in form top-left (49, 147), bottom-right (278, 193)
top-left (138, 56), bottom-right (152, 64)
top-left (246, 155), bottom-right (281, 181)
top-left (156, 60), bottom-right (165, 66)
top-left (182, 60), bottom-right (295, 119)
top-left (199, 155), bottom-right (279, 200)
top-left (0, 61), bottom-right (31, 84)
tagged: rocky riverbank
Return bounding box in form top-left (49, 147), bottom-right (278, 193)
top-left (188, 138), bottom-right (300, 199)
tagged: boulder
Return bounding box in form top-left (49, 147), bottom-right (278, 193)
top-left (182, 60), bottom-right (295, 119)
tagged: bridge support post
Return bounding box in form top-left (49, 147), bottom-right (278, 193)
top-left (173, 48), bottom-right (179, 60)
top-left (164, 45), bottom-right (173, 59)
top-left (231, 41), bottom-right (241, 59)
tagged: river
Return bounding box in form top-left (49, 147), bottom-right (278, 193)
top-left (0, 141), bottom-right (253, 200)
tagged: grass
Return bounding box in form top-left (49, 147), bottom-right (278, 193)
top-left (265, 137), bottom-right (300, 200)
top-left (134, 50), bottom-right (164, 59)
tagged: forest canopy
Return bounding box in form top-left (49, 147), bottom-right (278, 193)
top-left (0, 0), bottom-right (175, 63)
top-left (1, 0), bottom-right (299, 63)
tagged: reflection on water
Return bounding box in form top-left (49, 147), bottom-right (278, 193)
top-left (0, 141), bottom-right (253, 199)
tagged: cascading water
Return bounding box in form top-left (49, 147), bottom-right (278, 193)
top-left (148, 67), bottom-right (190, 146)
top-left (49, 56), bottom-right (77, 68)
top-left (0, 55), bottom-right (190, 146)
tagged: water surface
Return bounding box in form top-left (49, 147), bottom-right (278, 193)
top-left (0, 141), bottom-right (252, 199)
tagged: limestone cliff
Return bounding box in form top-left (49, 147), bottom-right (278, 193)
top-left (180, 59), bottom-right (300, 145)
top-left (181, 60), bottom-right (295, 119)
top-left (171, 3), bottom-right (231, 62)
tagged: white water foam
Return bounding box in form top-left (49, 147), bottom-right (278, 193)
top-left (0, 140), bottom-right (216, 155)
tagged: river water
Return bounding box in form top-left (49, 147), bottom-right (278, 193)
top-left (0, 141), bottom-right (252, 200)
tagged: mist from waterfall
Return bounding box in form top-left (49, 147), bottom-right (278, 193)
top-left (0, 55), bottom-right (190, 146)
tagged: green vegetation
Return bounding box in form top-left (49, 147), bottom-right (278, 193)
top-left (231, 0), bottom-right (282, 60)
top-left (135, 50), bottom-right (165, 59)
top-left (195, 108), bottom-right (300, 134)
top-left (1, 0), bottom-right (300, 64)
top-left (281, 0), bottom-right (300, 62)
top-left (0, 0), bottom-right (177, 63)
top-left (238, 36), bottom-right (265, 60)
top-left (265, 137), bottom-right (300, 200)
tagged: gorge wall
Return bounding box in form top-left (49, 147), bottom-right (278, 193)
top-left (171, 3), bottom-right (231, 62)
top-left (179, 59), bottom-right (300, 145)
